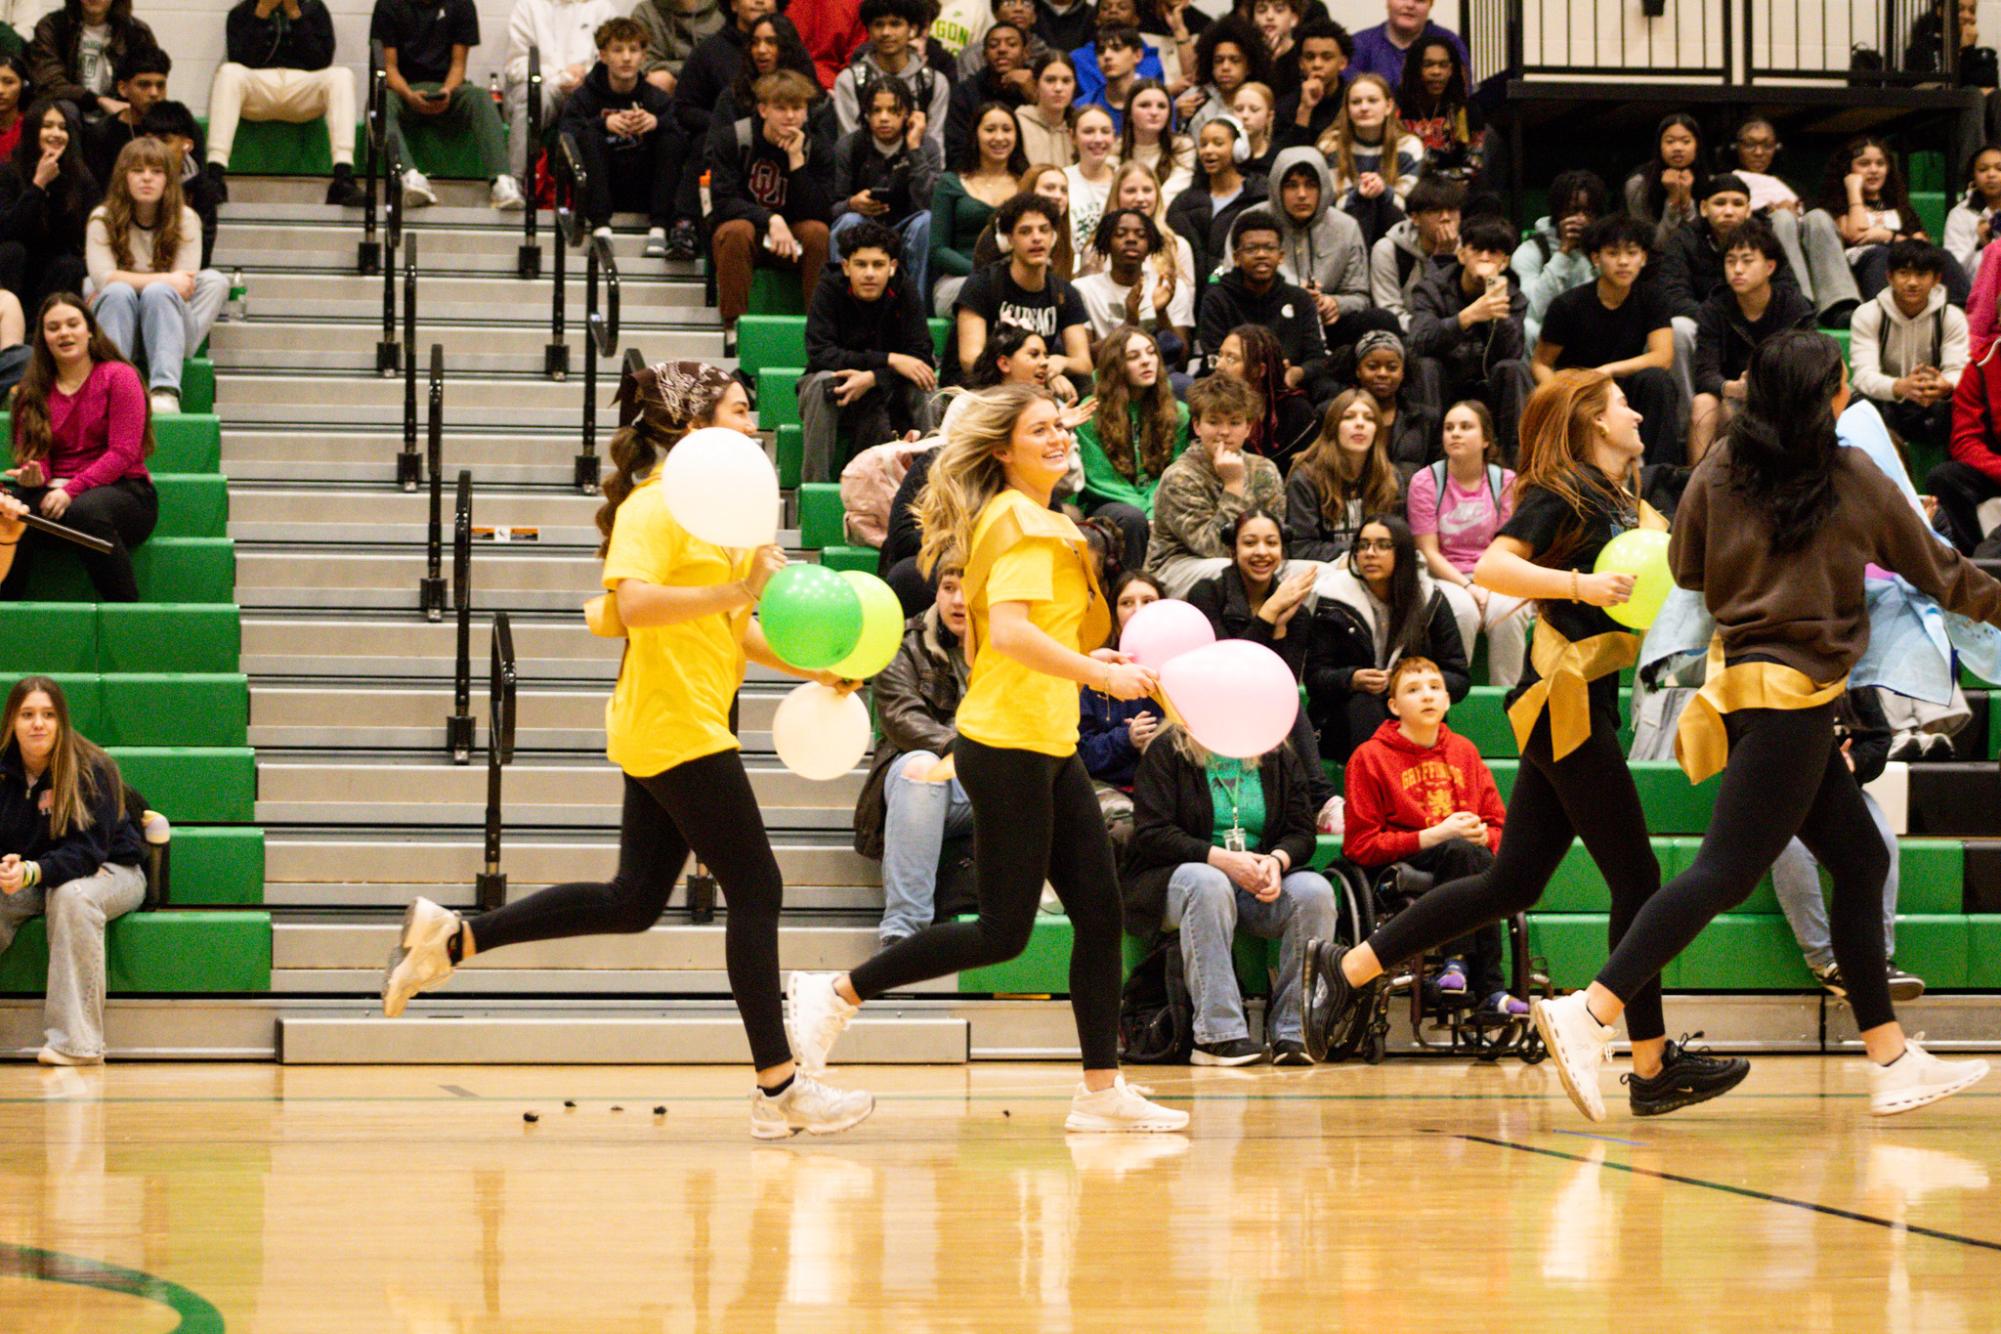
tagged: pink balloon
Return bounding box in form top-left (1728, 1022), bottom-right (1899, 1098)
top-left (1120, 598), bottom-right (1215, 671)
top-left (1160, 640), bottom-right (1300, 759)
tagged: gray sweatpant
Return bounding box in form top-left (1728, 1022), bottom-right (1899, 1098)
top-left (0, 863), bottom-right (146, 1059)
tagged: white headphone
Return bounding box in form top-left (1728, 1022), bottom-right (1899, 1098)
top-left (1209, 111), bottom-right (1252, 165)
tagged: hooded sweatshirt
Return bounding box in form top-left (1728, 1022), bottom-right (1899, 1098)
top-left (1656, 216), bottom-right (1800, 320)
top-left (1196, 267), bottom-right (1330, 380)
top-left (833, 127), bottom-right (942, 228)
top-left (1850, 283), bottom-right (1970, 404)
top-left (803, 262), bottom-right (934, 372)
top-left (560, 60), bottom-right (675, 149)
top-left (670, 22), bottom-right (749, 138)
top-left (1948, 335), bottom-right (2001, 484)
top-left (634, 0), bottom-right (725, 76)
top-left (1510, 216), bottom-right (1596, 348)
top-left (1369, 217), bottom-right (1447, 331)
top-left (831, 49), bottom-right (950, 153)
top-left (1408, 257), bottom-right (1529, 385)
top-left (1689, 280), bottom-right (1816, 399)
top-left (1304, 564), bottom-right (1469, 711)
top-left (1232, 146), bottom-right (1371, 317)
top-left (505, 0), bottom-right (622, 87)
top-left (1341, 719), bottom-right (1505, 867)
top-left (706, 108), bottom-right (836, 231)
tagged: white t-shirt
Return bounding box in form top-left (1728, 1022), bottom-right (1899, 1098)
top-left (1073, 268), bottom-right (1195, 339)
top-left (1736, 170), bottom-right (1799, 213)
top-left (78, 23), bottom-right (113, 96)
top-left (1065, 164), bottom-right (1114, 265)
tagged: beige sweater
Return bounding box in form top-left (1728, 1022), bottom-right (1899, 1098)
top-left (85, 204), bottom-right (202, 289)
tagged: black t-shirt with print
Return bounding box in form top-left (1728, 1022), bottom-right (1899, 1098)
top-left (370, 0), bottom-right (480, 85)
top-left (954, 262), bottom-right (1088, 342)
top-left (1540, 279), bottom-right (1672, 371)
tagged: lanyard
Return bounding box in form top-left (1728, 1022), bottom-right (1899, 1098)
top-left (1209, 763), bottom-right (1246, 835)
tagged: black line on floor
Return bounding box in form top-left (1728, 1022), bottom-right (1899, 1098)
top-left (1458, 1133), bottom-right (2001, 1253)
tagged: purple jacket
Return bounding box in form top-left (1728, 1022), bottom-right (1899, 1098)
top-left (1347, 20), bottom-right (1470, 90)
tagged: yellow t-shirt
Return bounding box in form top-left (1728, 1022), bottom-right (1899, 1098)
top-left (600, 475), bottom-right (755, 777)
top-left (955, 489), bottom-right (1109, 757)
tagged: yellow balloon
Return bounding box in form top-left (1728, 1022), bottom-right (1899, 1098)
top-left (828, 571), bottom-right (907, 679)
top-left (1594, 529), bottom-right (1672, 630)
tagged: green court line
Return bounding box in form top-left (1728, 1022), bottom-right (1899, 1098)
top-left (0, 1243), bottom-right (225, 1333)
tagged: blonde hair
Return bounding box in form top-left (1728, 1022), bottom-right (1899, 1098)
top-left (915, 383), bottom-right (1054, 577)
top-left (1316, 73), bottom-right (1406, 193)
top-left (1113, 159), bottom-right (1172, 227)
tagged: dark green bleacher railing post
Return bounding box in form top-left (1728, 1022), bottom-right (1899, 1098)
top-left (447, 471), bottom-right (476, 763)
top-left (521, 47), bottom-right (543, 280)
top-left (476, 611), bottom-right (517, 911)
top-left (359, 41), bottom-right (385, 275)
top-left (420, 344), bottom-right (446, 619)
top-left (397, 234), bottom-right (421, 489)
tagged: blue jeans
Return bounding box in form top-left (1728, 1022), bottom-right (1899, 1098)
top-left (879, 749), bottom-right (974, 945)
top-left (1161, 862), bottom-right (1337, 1044)
top-left (95, 275), bottom-right (226, 393)
top-left (830, 210), bottom-right (932, 304)
top-left (1770, 790), bottom-right (1899, 972)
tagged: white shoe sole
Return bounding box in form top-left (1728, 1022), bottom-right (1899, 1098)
top-left (1190, 1049), bottom-right (1266, 1066)
top-left (1063, 1110), bottom-right (1190, 1133)
top-left (1872, 1058), bottom-right (1989, 1116)
top-left (37, 1048), bottom-right (100, 1066)
top-left (381, 900), bottom-right (452, 1018)
top-left (1531, 998), bottom-right (1607, 1123)
top-left (751, 1093), bottom-right (876, 1139)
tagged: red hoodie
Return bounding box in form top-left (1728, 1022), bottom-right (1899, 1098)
top-left (1949, 333), bottom-right (2001, 485)
top-left (1342, 719), bottom-right (1506, 867)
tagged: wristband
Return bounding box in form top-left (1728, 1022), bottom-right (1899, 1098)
top-left (24, 861), bottom-right (40, 889)
top-left (1570, 569), bottom-right (1580, 601)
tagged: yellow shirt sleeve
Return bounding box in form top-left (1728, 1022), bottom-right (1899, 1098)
top-left (602, 489), bottom-right (678, 591)
top-left (985, 537), bottom-right (1059, 607)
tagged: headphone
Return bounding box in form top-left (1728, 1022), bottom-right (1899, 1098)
top-left (1210, 111), bottom-right (1251, 165)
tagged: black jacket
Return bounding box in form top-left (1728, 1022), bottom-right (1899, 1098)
top-left (1281, 461), bottom-right (1408, 563)
top-left (944, 66), bottom-right (1028, 168)
top-left (0, 744), bottom-right (144, 891)
top-left (706, 109), bottom-right (835, 231)
top-left (1167, 173), bottom-right (1268, 303)
top-left (1273, 88), bottom-right (1339, 152)
top-left (671, 23), bottom-right (749, 138)
top-left (1304, 566), bottom-right (1469, 728)
top-left (1841, 689), bottom-right (1893, 786)
top-left (879, 445), bottom-right (935, 579)
top-left (1122, 738), bottom-right (1319, 939)
top-left (0, 166), bottom-right (95, 273)
top-left (1408, 259), bottom-right (1529, 387)
top-left (1656, 218), bottom-right (1801, 320)
top-left (1033, 0), bottom-right (1096, 52)
top-left (854, 609), bottom-right (968, 858)
top-left (805, 262), bottom-right (934, 372)
top-left (1186, 563), bottom-right (1311, 681)
top-left (226, 0), bottom-right (336, 69)
top-left (1197, 267), bottom-right (1328, 381)
top-left (27, 9), bottom-right (158, 110)
top-left (561, 61), bottom-right (675, 148)
top-left (832, 130), bottom-right (941, 229)
top-left (1690, 282), bottom-right (1816, 398)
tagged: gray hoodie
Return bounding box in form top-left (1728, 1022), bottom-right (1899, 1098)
top-left (1235, 146), bottom-right (1371, 318)
top-left (634, 0), bottom-right (724, 75)
top-left (1849, 282), bottom-right (1970, 403)
top-left (1369, 217), bottom-right (1445, 331)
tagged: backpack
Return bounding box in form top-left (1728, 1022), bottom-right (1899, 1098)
top-left (840, 439), bottom-right (934, 547)
top-left (1117, 935), bottom-right (1194, 1064)
top-left (849, 51), bottom-right (939, 124)
top-left (1426, 460), bottom-right (1505, 511)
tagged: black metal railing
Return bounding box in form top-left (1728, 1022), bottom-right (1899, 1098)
top-left (360, 41), bottom-right (387, 274)
top-left (448, 470), bottom-right (476, 763)
top-left (376, 142), bottom-right (404, 374)
top-left (393, 237), bottom-right (420, 485)
top-left (577, 221), bottom-right (620, 495)
top-left (521, 47), bottom-right (544, 279)
top-left (419, 344), bottom-right (447, 616)
top-left (474, 611), bottom-right (517, 912)
top-left (544, 133), bottom-right (619, 492)
top-left (1476, 0), bottom-right (1729, 81)
top-left (544, 132), bottom-right (578, 381)
top-left (1747, 0), bottom-right (1961, 86)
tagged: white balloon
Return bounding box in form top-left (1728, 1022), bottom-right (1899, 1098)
top-left (772, 683), bottom-right (872, 781)
top-left (659, 427), bottom-right (779, 548)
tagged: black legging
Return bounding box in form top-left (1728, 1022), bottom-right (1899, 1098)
top-left (1596, 703), bottom-right (1895, 1031)
top-left (849, 736), bottom-right (1126, 1069)
top-left (1365, 706), bottom-right (1667, 1042)
top-left (1, 477), bottom-right (157, 603)
top-left (469, 748), bottom-right (793, 1070)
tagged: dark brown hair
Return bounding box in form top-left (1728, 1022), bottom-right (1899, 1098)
top-left (2, 675), bottom-right (122, 837)
top-left (12, 292), bottom-right (154, 468)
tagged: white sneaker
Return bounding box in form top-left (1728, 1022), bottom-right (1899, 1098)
top-left (749, 1073), bottom-right (875, 1139)
top-left (786, 971), bottom-right (856, 1074)
top-left (1064, 1075), bottom-right (1190, 1133)
top-left (381, 896), bottom-right (463, 1017)
top-left (1532, 991), bottom-right (1614, 1122)
top-left (148, 389), bottom-right (180, 416)
top-left (591, 224), bottom-right (614, 243)
top-left (643, 227), bottom-right (668, 259)
top-left (1869, 1039), bottom-right (1989, 1116)
top-left (400, 168), bottom-right (436, 207)
top-left (490, 174), bottom-right (526, 211)
top-left (37, 1045), bottom-right (100, 1067)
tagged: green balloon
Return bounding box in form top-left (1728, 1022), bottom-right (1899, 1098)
top-left (830, 571), bottom-right (906, 680)
top-left (1594, 528), bottom-right (1672, 631)
top-left (761, 564), bottom-right (864, 669)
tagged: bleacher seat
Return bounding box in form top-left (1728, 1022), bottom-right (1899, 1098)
top-left (20, 538), bottom-right (236, 603)
top-left (46, 674), bottom-right (249, 747)
top-left (0, 911), bottom-right (270, 993)
top-left (150, 475), bottom-right (231, 537)
top-left (106, 747), bottom-right (256, 824)
top-left (362, 119), bottom-right (496, 181)
top-left (0, 604), bottom-right (242, 674)
top-left (211, 117), bottom-right (343, 176)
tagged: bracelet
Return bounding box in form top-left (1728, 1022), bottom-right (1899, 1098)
top-left (1570, 569), bottom-right (1581, 601)
top-left (0, 539), bottom-right (16, 547)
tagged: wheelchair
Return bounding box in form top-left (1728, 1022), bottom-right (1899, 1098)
top-left (1320, 859), bottom-right (1551, 1065)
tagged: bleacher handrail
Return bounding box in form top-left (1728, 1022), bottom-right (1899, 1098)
top-left (542, 130), bottom-right (585, 380)
top-left (396, 233), bottom-right (421, 481)
top-left (448, 470), bottom-right (475, 763)
top-left (577, 219), bottom-right (620, 495)
top-left (376, 131), bottom-right (404, 375)
top-left (521, 46), bottom-right (544, 279)
top-left (360, 40), bottom-right (386, 275)
top-left (475, 610), bottom-right (517, 911)
top-left (420, 343), bottom-right (446, 619)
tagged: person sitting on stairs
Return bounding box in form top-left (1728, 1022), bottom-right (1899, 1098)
top-left (205, 0), bottom-right (364, 207)
top-left (368, 0), bottom-right (525, 210)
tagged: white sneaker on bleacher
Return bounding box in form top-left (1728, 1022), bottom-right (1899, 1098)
top-left (401, 168), bottom-right (436, 208)
top-left (490, 175), bottom-right (525, 211)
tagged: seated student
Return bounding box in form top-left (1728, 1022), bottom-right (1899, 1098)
top-left (1272, 18), bottom-right (1349, 146)
top-left (26, 0), bottom-right (158, 120)
top-left (1305, 512), bottom-right (1465, 763)
top-left (1063, 105), bottom-right (1119, 261)
top-left (1107, 160), bottom-right (1197, 285)
top-left (0, 676), bottom-right (148, 1066)
top-left (1237, 147), bottom-right (1398, 358)
top-left (1314, 72), bottom-right (1423, 248)
top-left (138, 103), bottom-right (221, 268)
top-left (1074, 23), bottom-right (1154, 129)
top-left (1147, 372), bottom-right (1285, 596)
top-left (1931, 333), bottom-right (2001, 552)
top-left (1231, 81), bottom-right (1277, 181)
top-left (1123, 715), bottom-right (1337, 1066)
top-left (1215, 323), bottom-right (1318, 471)
top-left (1370, 172), bottom-right (1460, 332)
top-left (708, 69), bottom-right (834, 333)
top-left (1248, 0), bottom-right (1301, 93)
top-left (1768, 688), bottom-right (1927, 1004)
top-left (504, 0), bottom-right (620, 200)
top-left (558, 18), bottom-right (677, 250)
top-left (956, 0), bottom-right (1047, 77)
top-left (798, 219), bottom-right (936, 482)
top-left (1074, 209), bottom-right (1194, 363)
top-left (1622, 112), bottom-right (1706, 249)
top-left (711, 14), bottom-right (835, 145)
top-left (1688, 219), bottom-right (1819, 462)
top-left (1849, 240), bottom-right (1969, 452)
top-left (1168, 114), bottom-right (1268, 302)
top-left (658, 0), bottom-right (774, 260)
top-left (1724, 114), bottom-right (1861, 323)
top-left (1659, 173), bottom-right (1800, 402)
top-left (1341, 655), bottom-right (1523, 1019)
top-left (1174, 16), bottom-right (1267, 139)
top-left (969, 164), bottom-right (1077, 279)
top-left (1532, 213), bottom-right (1681, 466)
top-left (1407, 214), bottom-right (1532, 460)
top-left (854, 568), bottom-right (971, 949)
top-left (370, 0), bottom-right (523, 209)
top-left (634, 0), bottom-right (728, 96)
top-left (1073, 326), bottom-right (1190, 567)
top-left (1347, 0), bottom-right (1468, 88)
top-left (0, 100), bottom-right (96, 315)
top-left (1081, 570), bottom-right (1166, 848)
top-left (1, 294), bottom-right (156, 603)
top-left (82, 44), bottom-right (166, 188)
top-left (1344, 328), bottom-right (1434, 471)
top-left (1116, 81), bottom-right (1194, 202)
top-left (1284, 386), bottom-right (1400, 561)
top-left (1395, 33), bottom-right (1482, 181)
top-left (833, 0), bottom-right (948, 153)
top-left (944, 22), bottom-right (1030, 165)
top-left (1514, 169), bottom-right (1608, 350)
top-left (1946, 143), bottom-right (2001, 285)
top-left (1407, 400), bottom-right (1524, 685)
top-left (86, 138), bottom-right (225, 416)
top-left (929, 101), bottom-right (1023, 316)
top-left (831, 78), bottom-right (942, 293)
top-left (1013, 51), bottom-right (1076, 168)
top-left (0, 57), bottom-right (26, 163)
top-left (951, 191), bottom-right (1091, 394)
top-left (1198, 212), bottom-right (1333, 401)
top-left (1813, 135), bottom-right (1973, 306)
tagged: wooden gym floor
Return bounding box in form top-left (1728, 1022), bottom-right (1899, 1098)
top-left (1, 1058), bottom-right (1996, 1332)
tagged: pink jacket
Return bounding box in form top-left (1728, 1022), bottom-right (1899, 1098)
top-left (44, 361), bottom-right (151, 497)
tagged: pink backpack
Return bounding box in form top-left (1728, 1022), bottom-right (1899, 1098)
top-left (839, 439), bottom-right (934, 547)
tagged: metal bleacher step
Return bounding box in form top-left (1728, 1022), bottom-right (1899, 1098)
top-left (222, 270), bottom-right (714, 324)
top-left (208, 319), bottom-right (724, 375)
top-left (235, 545), bottom-right (602, 610)
top-left (215, 370), bottom-right (609, 429)
top-left (220, 427), bottom-right (657, 487)
top-left (214, 213), bottom-right (699, 274)
top-left (228, 484), bottom-right (605, 545)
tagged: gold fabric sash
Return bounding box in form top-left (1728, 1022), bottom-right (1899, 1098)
top-left (1506, 622), bottom-right (1640, 761)
top-left (1673, 638), bottom-right (1847, 784)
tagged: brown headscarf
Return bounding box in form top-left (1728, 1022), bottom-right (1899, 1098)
top-left (615, 360), bottom-right (737, 435)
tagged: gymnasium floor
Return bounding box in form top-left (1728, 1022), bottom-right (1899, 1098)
top-left (2, 1059), bottom-right (1995, 1332)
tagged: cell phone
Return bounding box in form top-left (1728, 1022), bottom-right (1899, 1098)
top-left (1485, 272), bottom-right (1506, 294)
top-left (866, 187), bottom-right (893, 203)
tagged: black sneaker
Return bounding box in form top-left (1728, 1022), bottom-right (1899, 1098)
top-left (206, 161), bottom-right (229, 203)
top-left (1191, 1037), bottom-right (1266, 1066)
top-left (1269, 1039), bottom-right (1312, 1067)
top-left (1814, 962), bottom-right (1847, 999)
top-left (1624, 1032), bottom-right (1751, 1117)
top-left (325, 165), bottom-right (365, 208)
top-left (664, 218), bottom-right (700, 261)
top-left (1887, 960), bottom-right (1926, 1003)
top-left (1301, 939), bottom-right (1381, 1062)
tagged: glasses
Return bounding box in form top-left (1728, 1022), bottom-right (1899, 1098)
top-left (1237, 242), bottom-right (1282, 254)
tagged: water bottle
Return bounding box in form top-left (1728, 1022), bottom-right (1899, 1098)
top-left (488, 72), bottom-right (503, 107)
top-left (227, 268), bottom-right (246, 322)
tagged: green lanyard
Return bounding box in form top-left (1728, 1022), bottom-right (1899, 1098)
top-left (1209, 763), bottom-right (1247, 849)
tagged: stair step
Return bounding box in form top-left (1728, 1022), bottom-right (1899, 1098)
top-left (208, 319), bottom-right (722, 374)
top-left (273, 918), bottom-right (899, 973)
top-left (277, 1013), bottom-right (967, 1064)
top-left (248, 683), bottom-right (785, 751)
top-left (227, 486), bottom-right (604, 545)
